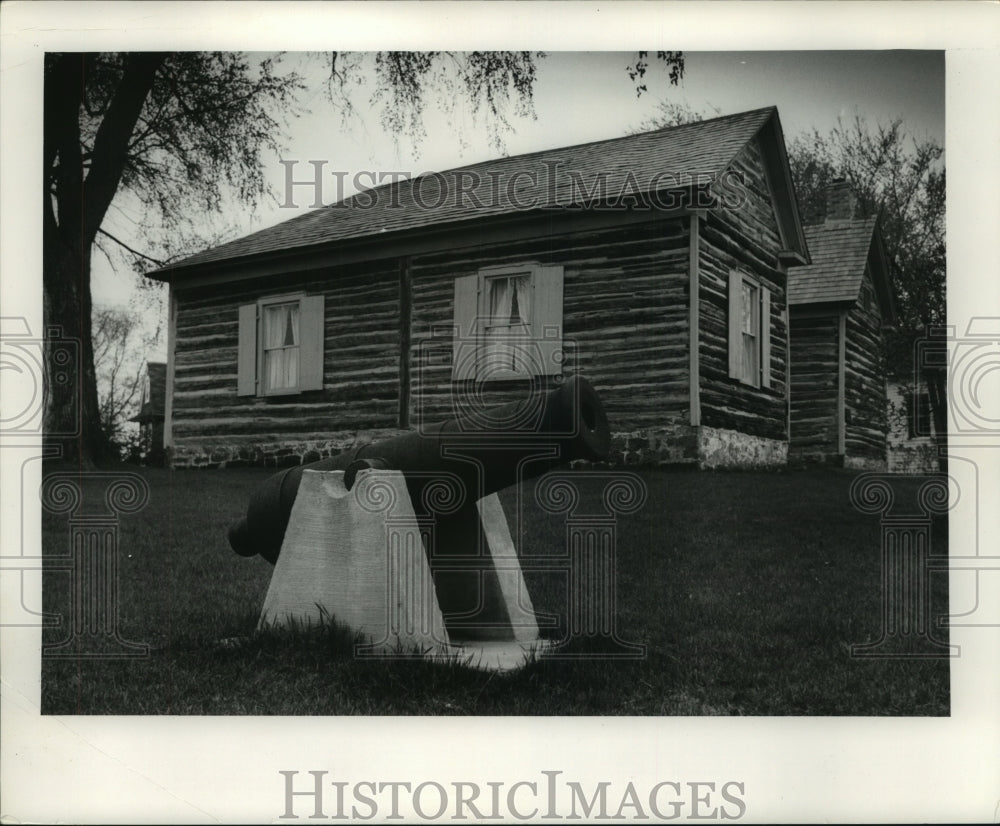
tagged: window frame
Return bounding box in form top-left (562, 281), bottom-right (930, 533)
top-left (257, 293), bottom-right (305, 396)
top-left (478, 265), bottom-right (537, 382)
top-left (728, 269), bottom-right (772, 390)
top-left (452, 262), bottom-right (564, 383)
top-left (740, 278), bottom-right (761, 386)
top-left (906, 389), bottom-right (932, 439)
top-left (237, 291), bottom-right (325, 398)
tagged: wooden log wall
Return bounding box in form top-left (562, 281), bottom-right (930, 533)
top-left (844, 268), bottom-right (888, 461)
top-left (168, 138), bottom-right (799, 468)
top-left (408, 218), bottom-right (692, 435)
top-left (788, 313), bottom-right (840, 454)
top-left (698, 138), bottom-right (788, 441)
top-left (170, 260), bottom-right (400, 465)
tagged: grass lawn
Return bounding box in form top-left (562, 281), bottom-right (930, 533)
top-left (41, 464), bottom-right (949, 715)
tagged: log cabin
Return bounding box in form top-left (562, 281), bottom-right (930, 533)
top-left (787, 180), bottom-right (896, 469)
top-left (147, 106), bottom-right (811, 469)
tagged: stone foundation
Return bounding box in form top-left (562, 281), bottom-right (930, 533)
top-left (844, 455), bottom-right (888, 472)
top-left (788, 449), bottom-right (845, 468)
top-left (171, 425), bottom-right (790, 470)
top-left (609, 423), bottom-right (699, 467)
top-left (788, 449), bottom-right (888, 472)
top-left (169, 430), bottom-right (407, 469)
top-left (577, 424), bottom-right (788, 469)
top-left (887, 442), bottom-right (941, 474)
top-left (696, 426), bottom-right (788, 469)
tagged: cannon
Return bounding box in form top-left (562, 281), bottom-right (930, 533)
top-left (228, 375), bottom-right (611, 566)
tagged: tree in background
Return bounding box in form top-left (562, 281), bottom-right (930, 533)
top-left (630, 99), bottom-right (718, 133)
top-left (92, 306), bottom-right (160, 460)
top-left (44, 52), bottom-right (297, 466)
top-left (43, 50), bottom-right (685, 466)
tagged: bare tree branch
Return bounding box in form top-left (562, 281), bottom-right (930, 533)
top-left (98, 226), bottom-right (165, 266)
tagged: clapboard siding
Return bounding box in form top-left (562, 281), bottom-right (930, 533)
top-left (170, 261), bottom-right (401, 450)
top-left (698, 138), bottom-right (787, 440)
top-left (789, 313), bottom-right (839, 452)
top-left (844, 266), bottom-right (887, 460)
top-left (408, 218), bottom-right (692, 432)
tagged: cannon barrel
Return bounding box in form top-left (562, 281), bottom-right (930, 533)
top-left (228, 375), bottom-right (610, 564)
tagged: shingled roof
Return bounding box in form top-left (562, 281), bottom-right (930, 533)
top-left (150, 106), bottom-right (807, 279)
top-left (788, 217), bottom-right (895, 320)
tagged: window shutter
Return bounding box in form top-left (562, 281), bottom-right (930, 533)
top-left (452, 274), bottom-right (479, 380)
top-left (532, 266), bottom-right (565, 376)
top-left (237, 303), bottom-right (257, 396)
top-left (728, 270), bottom-right (742, 379)
top-left (298, 294), bottom-right (325, 391)
top-left (760, 287), bottom-right (771, 388)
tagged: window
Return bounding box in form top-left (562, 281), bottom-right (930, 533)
top-left (483, 271), bottom-right (532, 374)
top-left (262, 301), bottom-right (300, 392)
top-left (728, 270), bottom-right (772, 388)
top-left (906, 390), bottom-right (932, 439)
top-left (452, 264), bottom-right (564, 381)
top-left (740, 279), bottom-right (760, 382)
top-left (237, 293), bottom-right (325, 396)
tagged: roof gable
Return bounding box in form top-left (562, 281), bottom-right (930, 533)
top-left (752, 110), bottom-right (810, 264)
top-left (788, 217), bottom-right (895, 322)
top-left (150, 106), bottom-right (809, 280)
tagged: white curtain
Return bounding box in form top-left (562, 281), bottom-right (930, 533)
top-left (485, 275), bottom-right (530, 373)
top-left (264, 303), bottom-right (299, 390)
top-left (513, 275), bottom-right (531, 329)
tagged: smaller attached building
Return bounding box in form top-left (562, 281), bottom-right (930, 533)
top-left (787, 181), bottom-right (895, 469)
top-left (130, 360), bottom-right (167, 464)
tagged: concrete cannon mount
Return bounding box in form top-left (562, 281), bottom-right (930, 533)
top-left (231, 375), bottom-right (609, 671)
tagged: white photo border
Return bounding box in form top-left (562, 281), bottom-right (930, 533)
top-left (2, 2), bottom-right (998, 823)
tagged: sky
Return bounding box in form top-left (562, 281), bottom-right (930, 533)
top-left (92, 50), bottom-right (945, 360)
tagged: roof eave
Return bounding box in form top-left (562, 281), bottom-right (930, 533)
top-left (750, 109), bottom-right (811, 265)
top-left (868, 218), bottom-right (898, 326)
top-left (788, 296), bottom-right (856, 309)
top-left (147, 198), bottom-right (700, 286)
top-left (778, 250), bottom-right (808, 267)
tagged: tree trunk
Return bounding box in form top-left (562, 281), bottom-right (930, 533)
top-left (43, 211), bottom-right (107, 468)
top-left (42, 52), bottom-right (165, 468)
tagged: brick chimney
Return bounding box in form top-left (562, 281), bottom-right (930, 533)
top-left (825, 177), bottom-right (856, 222)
